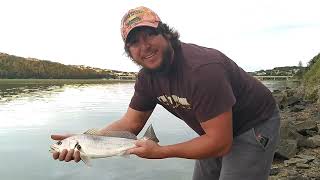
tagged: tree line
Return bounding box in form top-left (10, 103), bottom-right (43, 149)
top-left (0, 53), bottom-right (117, 79)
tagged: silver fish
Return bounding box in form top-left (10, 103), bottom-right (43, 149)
top-left (50, 124), bottom-right (159, 166)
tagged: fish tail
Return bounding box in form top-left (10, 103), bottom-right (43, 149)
top-left (142, 124), bottom-right (159, 143)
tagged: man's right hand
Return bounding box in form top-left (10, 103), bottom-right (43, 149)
top-left (50, 134), bottom-right (81, 163)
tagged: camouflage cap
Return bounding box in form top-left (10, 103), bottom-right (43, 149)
top-left (121, 6), bottom-right (161, 42)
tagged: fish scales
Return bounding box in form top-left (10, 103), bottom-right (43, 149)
top-left (50, 124), bottom-right (159, 166)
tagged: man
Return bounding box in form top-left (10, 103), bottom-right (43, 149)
top-left (52, 6), bottom-right (280, 180)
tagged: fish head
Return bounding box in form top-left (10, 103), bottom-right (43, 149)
top-left (50, 136), bottom-right (78, 153)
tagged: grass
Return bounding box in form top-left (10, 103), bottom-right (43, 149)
top-left (303, 58), bottom-right (320, 101)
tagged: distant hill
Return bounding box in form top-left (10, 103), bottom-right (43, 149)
top-left (249, 66), bottom-right (306, 77)
top-left (0, 52), bottom-right (136, 79)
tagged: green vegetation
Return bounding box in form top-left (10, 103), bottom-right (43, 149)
top-left (250, 66), bottom-right (305, 77)
top-left (0, 53), bottom-right (136, 79)
top-left (302, 53), bottom-right (320, 101)
top-left (0, 79), bottom-right (135, 85)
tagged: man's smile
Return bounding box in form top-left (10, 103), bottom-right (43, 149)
top-left (143, 50), bottom-right (158, 60)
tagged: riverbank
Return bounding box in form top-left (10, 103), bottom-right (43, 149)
top-left (0, 79), bottom-right (135, 85)
top-left (269, 87), bottom-right (320, 180)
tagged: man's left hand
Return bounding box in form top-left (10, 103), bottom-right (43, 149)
top-left (127, 139), bottom-right (165, 159)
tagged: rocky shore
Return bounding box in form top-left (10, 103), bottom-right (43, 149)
top-left (269, 87), bottom-right (320, 180)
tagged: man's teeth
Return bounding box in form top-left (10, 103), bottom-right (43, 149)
top-left (145, 53), bottom-right (155, 59)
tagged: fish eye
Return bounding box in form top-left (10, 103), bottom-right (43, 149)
top-left (76, 144), bottom-right (81, 150)
top-left (56, 141), bottom-right (62, 145)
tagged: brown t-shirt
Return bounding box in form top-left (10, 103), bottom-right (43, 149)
top-left (129, 42), bottom-right (276, 137)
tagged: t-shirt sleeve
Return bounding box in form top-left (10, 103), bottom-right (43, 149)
top-left (129, 73), bottom-right (157, 111)
top-left (191, 63), bottom-right (236, 122)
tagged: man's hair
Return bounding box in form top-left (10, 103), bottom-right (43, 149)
top-left (124, 22), bottom-right (180, 59)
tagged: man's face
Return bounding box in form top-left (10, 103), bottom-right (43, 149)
top-left (126, 27), bottom-right (173, 73)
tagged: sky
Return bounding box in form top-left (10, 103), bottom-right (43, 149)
top-left (0, 0), bottom-right (320, 72)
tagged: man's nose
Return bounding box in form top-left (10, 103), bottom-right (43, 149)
top-left (139, 37), bottom-right (151, 50)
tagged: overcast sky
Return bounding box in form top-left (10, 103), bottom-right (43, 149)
top-left (1, 0), bottom-right (319, 72)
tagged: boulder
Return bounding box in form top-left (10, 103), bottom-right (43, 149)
top-left (294, 121), bottom-right (318, 135)
top-left (307, 135), bottom-right (320, 148)
top-left (275, 139), bottom-right (298, 159)
top-left (287, 96), bottom-right (302, 106)
top-left (290, 105), bottom-right (306, 112)
top-left (273, 92), bottom-right (287, 109)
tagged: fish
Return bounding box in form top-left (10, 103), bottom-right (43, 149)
top-left (50, 124), bottom-right (159, 166)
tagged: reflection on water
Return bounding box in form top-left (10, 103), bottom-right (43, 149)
top-left (0, 79), bottom-right (299, 180)
top-left (0, 84), bottom-right (63, 103)
top-left (0, 83), bottom-right (135, 130)
top-left (262, 80), bottom-right (300, 92)
top-left (0, 80), bottom-right (300, 103)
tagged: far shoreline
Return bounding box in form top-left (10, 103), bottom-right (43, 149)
top-left (0, 79), bottom-right (136, 85)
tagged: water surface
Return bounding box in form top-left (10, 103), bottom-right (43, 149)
top-left (0, 82), bottom-right (196, 180)
top-left (0, 80), bottom-right (297, 179)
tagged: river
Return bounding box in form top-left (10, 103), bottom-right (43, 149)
top-left (0, 80), bottom-right (298, 180)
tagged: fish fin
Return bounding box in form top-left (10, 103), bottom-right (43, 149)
top-left (83, 128), bottom-right (137, 140)
top-left (101, 131), bottom-right (137, 139)
top-left (80, 153), bottom-right (92, 167)
top-left (120, 150), bottom-right (131, 158)
top-left (83, 128), bottom-right (101, 136)
top-left (142, 124), bottom-right (159, 143)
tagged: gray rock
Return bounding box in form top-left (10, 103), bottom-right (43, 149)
top-left (295, 154), bottom-right (315, 162)
top-left (296, 163), bottom-right (310, 169)
top-left (305, 129), bottom-right (318, 136)
top-left (289, 175), bottom-right (309, 180)
top-left (280, 120), bottom-right (300, 139)
top-left (268, 177), bottom-right (286, 180)
top-left (290, 105), bottom-right (306, 112)
top-left (268, 177), bottom-right (277, 180)
top-left (307, 135), bottom-right (320, 147)
top-left (288, 170), bottom-right (299, 176)
top-left (279, 123), bottom-right (310, 148)
top-left (269, 166), bottom-right (280, 176)
top-left (315, 112), bottom-right (320, 121)
top-left (287, 96), bottom-right (302, 106)
top-left (297, 137), bottom-right (316, 148)
top-left (294, 121), bottom-right (318, 135)
top-left (312, 158), bottom-right (320, 166)
top-left (273, 92), bottom-right (287, 109)
top-left (275, 139), bottom-right (298, 159)
top-left (284, 158), bottom-right (308, 166)
top-left (273, 89), bottom-right (281, 93)
top-left (308, 172), bottom-right (320, 179)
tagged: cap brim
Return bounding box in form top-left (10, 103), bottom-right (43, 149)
top-left (124, 21), bottom-right (159, 42)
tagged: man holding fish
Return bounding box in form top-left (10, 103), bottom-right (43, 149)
top-left (51, 6), bottom-right (280, 180)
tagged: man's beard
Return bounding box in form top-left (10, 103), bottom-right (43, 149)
top-left (142, 46), bottom-right (174, 74)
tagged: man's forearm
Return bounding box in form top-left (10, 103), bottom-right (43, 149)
top-left (98, 118), bottom-right (141, 135)
top-left (160, 134), bottom-right (232, 159)
top-left (98, 108), bottom-right (152, 135)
